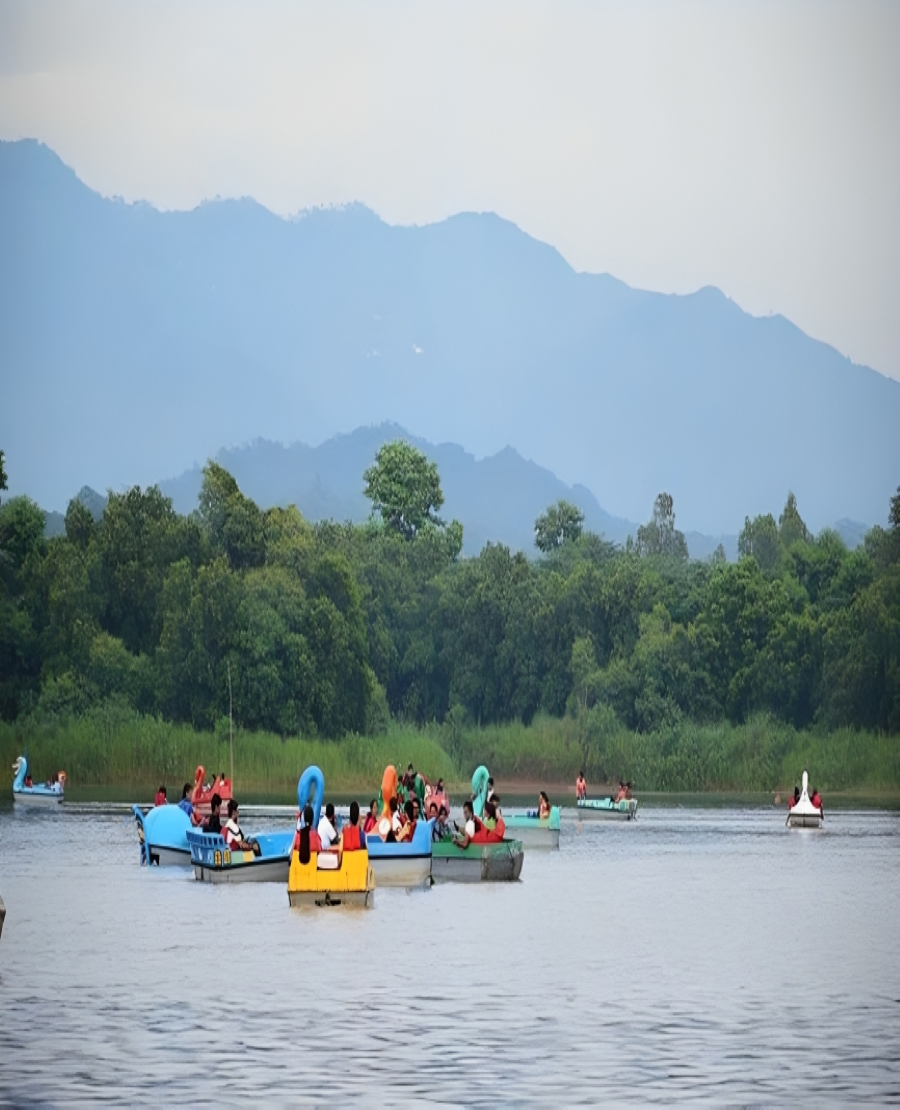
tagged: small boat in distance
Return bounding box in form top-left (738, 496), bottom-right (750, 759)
top-left (574, 796), bottom-right (638, 821)
top-left (12, 756), bottom-right (65, 806)
top-left (786, 771), bottom-right (823, 829)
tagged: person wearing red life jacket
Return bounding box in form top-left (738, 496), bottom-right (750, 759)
top-left (341, 801), bottom-right (366, 852)
top-left (810, 788), bottom-right (824, 815)
top-left (362, 799), bottom-right (379, 834)
top-left (788, 786), bottom-right (800, 809)
top-left (154, 785), bottom-right (167, 806)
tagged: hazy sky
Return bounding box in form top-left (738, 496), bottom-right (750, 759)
top-left (2, 0), bottom-right (898, 380)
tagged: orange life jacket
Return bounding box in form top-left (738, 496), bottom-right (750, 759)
top-left (342, 825), bottom-right (361, 851)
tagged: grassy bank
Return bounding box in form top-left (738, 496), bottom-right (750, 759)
top-left (2, 701), bottom-right (898, 798)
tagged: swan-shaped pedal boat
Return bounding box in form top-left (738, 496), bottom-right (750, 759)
top-left (12, 756), bottom-right (66, 806)
top-left (431, 765), bottom-right (525, 882)
top-left (189, 764), bottom-right (233, 816)
top-left (132, 803), bottom-right (193, 865)
top-left (574, 796), bottom-right (638, 821)
top-left (786, 771), bottom-right (823, 829)
top-left (365, 764), bottom-right (434, 887)
top-left (470, 767), bottom-right (560, 849)
top-left (287, 765), bottom-right (375, 907)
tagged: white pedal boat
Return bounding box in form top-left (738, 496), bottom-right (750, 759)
top-left (12, 756), bottom-right (65, 806)
top-left (786, 771), bottom-right (823, 829)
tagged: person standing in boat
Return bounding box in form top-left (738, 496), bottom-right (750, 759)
top-left (576, 772), bottom-right (587, 801)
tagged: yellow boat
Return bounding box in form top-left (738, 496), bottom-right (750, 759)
top-left (287, 846), bottom-right (375, 908)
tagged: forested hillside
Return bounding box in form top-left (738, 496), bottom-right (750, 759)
top-left (2, 443), bottom-right (898, 790)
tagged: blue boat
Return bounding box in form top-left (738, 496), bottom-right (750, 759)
top-left (132, 803), bottom-right (192, 865)
top-left (504, 807), bottom-right (561, 849)
top-left (188, 829), bottom-right (294, 882)
top-left (12, 756), bottom-right (65, 806)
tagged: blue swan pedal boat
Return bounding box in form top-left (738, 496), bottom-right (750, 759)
top-left (132, 803), bottom-right (192, 865)
top-left (12, 756), bottom-right (65, 806)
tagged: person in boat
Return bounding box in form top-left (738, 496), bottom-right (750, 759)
top-left (625, 781), bottom-right (634, 799)
top-left (427, 800), bottom-right (438, 819)
top-left (390, 795), bottom-right (403, 835)
top-left (453, 801), bottom-right (483, 848)
top-left (612, 780), bottom-right (627, 803)
top-left (411, 796), bottom-right (421, 822)
top-left (576, 771), bottom-right (587, 800)
top-left (810, 787), bottom-right (824, 814)
top-left (178, 783), bottom-right (203, 825)
top-left (223, 801), bottom-right (260, 854)
top-left (24, 772), bottom-right (33, 788)
top-left (363, 799), bottom-right (379, 834)
top-left (296, 804), bottom-right (323, 863)
top-left (432, 805), bottom-right (451, 842)
top-left (204, 794), bottom-right (222, 833)
top-left (481, 801), bottom-right (506, 842)
top-left (318, 803), bottom-right (339, 850)
top-left (788, 786), bottom-right (800, 809)
top-left (396, 800), bottom-right (417, 842)
top-left (341, 801), bottom-right (366, 851)
top-left (537, 791), bottom-right (551, 820)
top-left (487, 777), bottom-right (497, 803)
top-left (155, 785), bottom-right (167, 806)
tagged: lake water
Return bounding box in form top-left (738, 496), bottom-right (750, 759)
top-left (1, 802), bottom-right (898, 1106)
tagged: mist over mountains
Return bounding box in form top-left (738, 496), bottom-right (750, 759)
top-left (2, 138), bottom-right (898, 535)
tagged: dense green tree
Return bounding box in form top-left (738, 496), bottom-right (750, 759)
top-left (634, 493), bottom-right (689, 561)
top-left (363, 441), bottom-right (446, 539)
top-left (778, 491), bottom-right (811, 548)
top-left (534, 500), bottom-right (585, 553)
top-left (198, 461), bottom-right (266, 570)
top-left (738, 513), bottom-right (781, 573)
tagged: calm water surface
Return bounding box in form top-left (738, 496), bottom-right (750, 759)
top-left (0, 802), bottom-right (898, 1107)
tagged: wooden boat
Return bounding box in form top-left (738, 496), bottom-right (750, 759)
top-left (573, 796), bottom-right (638, 821)
top-left (503, 807), bottom-right (561, 849)
top-left (432, 839), bottom-right (524, 882)
top-left (12, 756), bottom-right (65, 806)
top-left (132, 803), bottom-right (192, 865)
top-left (786, 771), bottom-right (823, 829)
top-left (366, 817), bottom-right (433, 887)
top-left (188, 830), bottom-right (293, 883)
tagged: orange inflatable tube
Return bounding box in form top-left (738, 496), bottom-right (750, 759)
top-left (381, 765), bottom-right (398, 818)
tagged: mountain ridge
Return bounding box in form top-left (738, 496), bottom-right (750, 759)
top-left (2, 137), bottom-right (897, 534)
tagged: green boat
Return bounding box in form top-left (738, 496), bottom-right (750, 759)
top-left (574, 797), bottom-right (638, 821)
top-left (502, 807), bottom-right (561, 849)
top-left (431, 838), bottom-right (524, 883)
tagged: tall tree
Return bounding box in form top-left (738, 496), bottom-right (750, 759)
top-left (634, 493), bottom-right (689, 560)
top-left (534, 500), bottom-right (585, 553)
top-left (778, 491), bottom-right (811, 548)
top-left (363, 441), bottom-right (445, 540)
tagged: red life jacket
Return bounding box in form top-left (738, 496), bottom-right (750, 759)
top-left (343, 825), bottom-right (361, 851)
top-left (487, 817), bottom-right (506, 842)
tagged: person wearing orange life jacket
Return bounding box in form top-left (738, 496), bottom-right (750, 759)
top-left (576, 771), bottom-right (587, 800)
top-left (472, 800), bottom-right (506, 843)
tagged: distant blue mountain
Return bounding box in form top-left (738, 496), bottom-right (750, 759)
top-left (2, 138), bottom-right (897, 534)
top-left (159, 423), bottom-right (641, 556)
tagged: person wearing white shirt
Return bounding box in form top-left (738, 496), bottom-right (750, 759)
top-left (317, 803), bottom-right (338, 849)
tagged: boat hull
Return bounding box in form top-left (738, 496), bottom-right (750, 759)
top-left (787, 811), bottom-right (823, 829)
top-left (193, 856), bottom-right (291, 883)
top-left (288, 888), bottom-right (373, 908)
top-left (13, 789), bottom-right (64, 807)
top-left (147, 844), bottom-right (191, 866)
top-left (369, 853), bottom-right (431, 888)
top-left (571, 799), bottom-right (638, 821)
top-left (503, 807), bottom-right (561, 849)
top-left (431, 840), bottom-right (524, 883)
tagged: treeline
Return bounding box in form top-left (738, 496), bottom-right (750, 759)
top-left (1, 444), bottom-right (898, 760)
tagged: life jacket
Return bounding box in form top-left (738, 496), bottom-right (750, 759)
top-left (342, 825), bottom-right (361, 851)
top-left (489, 817), bottom-right (506, 841)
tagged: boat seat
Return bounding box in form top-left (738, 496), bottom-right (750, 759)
top-left (317, 852), bottom-right (339, 870)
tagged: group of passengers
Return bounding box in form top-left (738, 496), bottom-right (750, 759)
top-left (788, 784), bottom-right (824, 813)
top-left (293, 800), bottom-right (367, 866)
top-left (22, 770), bottom-right (63, 793)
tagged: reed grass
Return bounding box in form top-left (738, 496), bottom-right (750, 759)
top-left (2, 700), bottom-right (897, 798)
